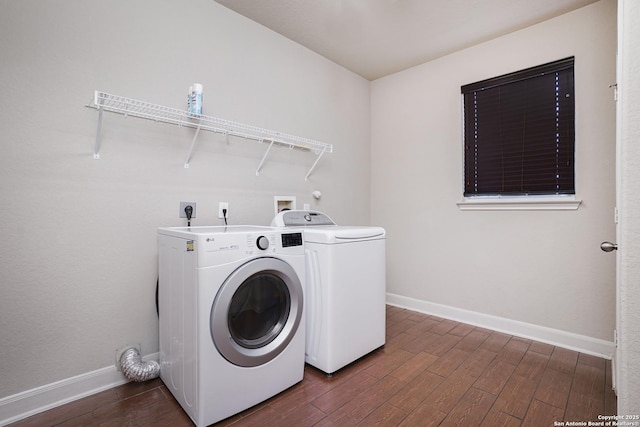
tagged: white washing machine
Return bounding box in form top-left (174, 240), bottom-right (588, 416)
top-left (157, 225), bottom-right (305, 426)
top-left (272, 211), bottom-right (386, 375)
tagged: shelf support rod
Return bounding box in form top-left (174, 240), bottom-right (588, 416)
top-left (93, 106), bottom-right (104, 159)
top-left (256, 140), bottom-right (275, 176)
top-left (184, 122), bottom-right (202, 168)
top-left (305, 149), bottom-right (326, 181)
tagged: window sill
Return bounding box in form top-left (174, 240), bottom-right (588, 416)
top-left (457, 197), bottom-right (582, 211)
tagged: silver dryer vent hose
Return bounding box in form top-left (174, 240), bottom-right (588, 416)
top-left (119, 347), bottom-right (160, 382)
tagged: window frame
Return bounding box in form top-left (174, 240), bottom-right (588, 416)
top-left (458, 57), bottom-right (581, 211)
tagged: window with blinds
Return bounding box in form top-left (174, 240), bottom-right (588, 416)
top-left (462, 57), bottom-right (575, 197)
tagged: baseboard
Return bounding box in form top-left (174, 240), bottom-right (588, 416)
top-left (1, 299), bottom-right (614, 426)
top-left (0, 352), bottom-right (159, 426)
top-left (386, 293), bottom-right (615, 360)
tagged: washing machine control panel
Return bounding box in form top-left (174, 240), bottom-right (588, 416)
top-left (272, 210), bottom-right (336, 227)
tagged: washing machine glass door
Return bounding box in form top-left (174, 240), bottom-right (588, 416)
top-left (211, 257), bottom-right (303, 367)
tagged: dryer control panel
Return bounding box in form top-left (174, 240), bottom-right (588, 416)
top-left (158, 226), bottom-right (306, 267)
top-left (281, 232), bottom-right (303, 247)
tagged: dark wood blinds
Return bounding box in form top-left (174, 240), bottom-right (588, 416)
top-left (462, 57), bottom-right (575, 197)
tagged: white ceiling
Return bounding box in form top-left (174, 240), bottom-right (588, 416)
top-left (215, 0), bottom-right (598, 80)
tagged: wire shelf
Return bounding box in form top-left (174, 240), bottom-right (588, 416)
top-left (86, 91), bottom-right (333, 178)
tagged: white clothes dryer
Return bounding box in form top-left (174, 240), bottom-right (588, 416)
top-left (272, 211), bottom-right (386, 375)
top-left (158, 226), bottom-right (305, 426)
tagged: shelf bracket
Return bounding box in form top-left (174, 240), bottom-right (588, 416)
top-left (305, 149), bottom-right (326, 181)
top-left (93, 102), bottom-right (104, 159)
top-left (256, 139), bottom-right (275, 176)
top-left (184, 122), bottom-right (203, 168)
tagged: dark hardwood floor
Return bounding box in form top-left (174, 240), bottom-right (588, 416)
top-left (9, 305), bottom-right (616, 426)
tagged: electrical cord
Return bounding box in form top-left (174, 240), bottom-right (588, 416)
top-left (222, 208), bottom-right (228, 226)
top-left (185, 205), bottom-right (193, 227)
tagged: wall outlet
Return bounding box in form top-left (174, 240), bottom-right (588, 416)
top-left (179, 202), bottom-right (196, 218)
top-left (218, 202), bottom-right (229, 219)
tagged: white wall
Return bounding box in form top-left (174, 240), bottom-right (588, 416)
top-left (618, 0), bottom-right (640, 414)
top-left (0, 0), bottom-right (370, 399)
top-left (371, 0), bottom-right (617, 343)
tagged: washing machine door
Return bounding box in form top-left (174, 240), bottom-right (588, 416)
top-left (210, 257), bottom-right (303, 367)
